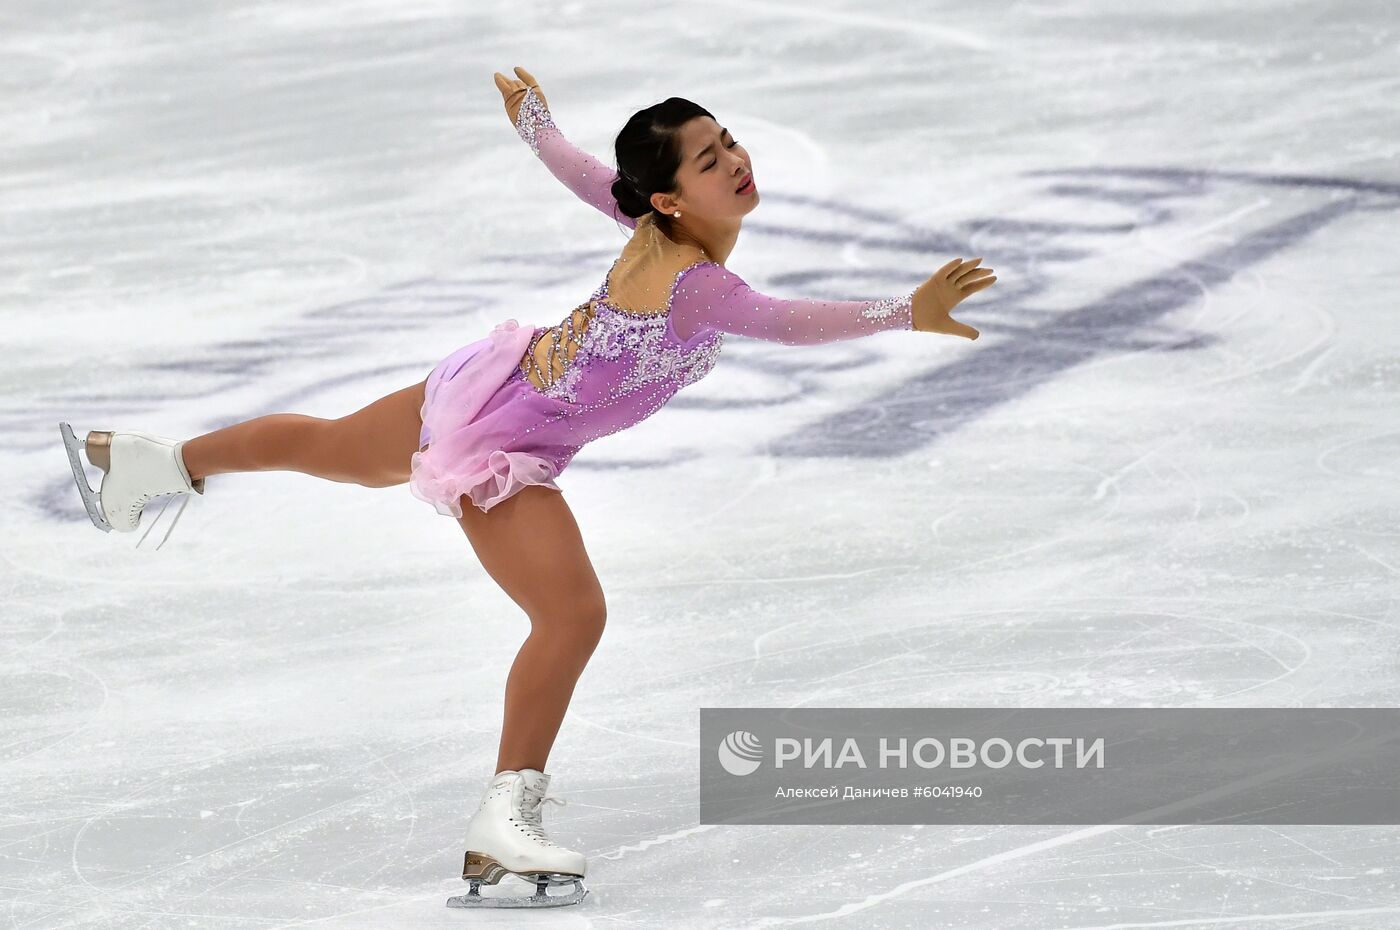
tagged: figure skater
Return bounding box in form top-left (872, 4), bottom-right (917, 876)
top-left (58, 66), bottom-right (996, 908)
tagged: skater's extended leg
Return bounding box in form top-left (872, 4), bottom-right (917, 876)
top-left (181, 378), bottom-right (428, 488)
top-left (455, 486), bottom-right (607, 774)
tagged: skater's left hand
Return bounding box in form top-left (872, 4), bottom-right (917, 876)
top-left (911, 257), bottom-right (995, 340)
top-left (494, 66), bottom-right (550, 126)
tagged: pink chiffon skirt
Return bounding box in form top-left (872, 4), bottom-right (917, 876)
top-left (410, 318), bottom-right (564, 518)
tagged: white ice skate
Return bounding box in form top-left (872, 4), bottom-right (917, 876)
top-left (447, 768), bottom-right (589, 909)
top-left (58, 423), bottom-right (205, 550)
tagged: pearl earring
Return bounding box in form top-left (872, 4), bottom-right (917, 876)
top-left (673, 211), bottom-right (681, 217)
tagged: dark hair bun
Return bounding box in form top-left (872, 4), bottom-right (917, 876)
top-left (611, 174), bottom-right (650, 220)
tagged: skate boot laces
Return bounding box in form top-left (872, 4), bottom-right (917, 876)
top-left (516, 792), bottom-right (567, 845)
top-left (135, 492), bottom-right (192, 551)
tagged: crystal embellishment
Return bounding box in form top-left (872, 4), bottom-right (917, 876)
top-left (862, 291), bottom-right (915, 321)
top-left (522, 260), bottom-right (726, 405)
top-left (514, 86), bottom-right (557, 158)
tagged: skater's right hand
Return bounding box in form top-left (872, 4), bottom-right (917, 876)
top-left (494, 66), bottom-right (550, 126)
top-left (911, 257), bottom-right (996, 340)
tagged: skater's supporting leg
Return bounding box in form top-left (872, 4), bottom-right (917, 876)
top-left (454, 486), bottom-right (607, 774)
top-left (181, 379), bottom-right (428, 488)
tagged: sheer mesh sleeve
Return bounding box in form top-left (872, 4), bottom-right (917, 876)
top-left (514, 87), bottom-right (636, 230)
top-left (669, 261), bottom-right (915, 345)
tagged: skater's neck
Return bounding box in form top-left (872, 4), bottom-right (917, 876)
top-left (656, 213), bottom-right (737, 266)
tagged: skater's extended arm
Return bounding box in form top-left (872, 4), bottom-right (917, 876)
top-left (494, 68), bottom-right (636, 230)
top-left (668, 262), bottom-right (915, 345)
top-left (670, 257), bottom-right (995, 344)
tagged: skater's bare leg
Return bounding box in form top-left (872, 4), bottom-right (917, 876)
top-left (181, 378), bottom-right (428, 488)
top-left (455, 486), bottom-right (607, 774)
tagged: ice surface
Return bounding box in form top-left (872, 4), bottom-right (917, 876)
top-left (4, 0), bottom-right (1399, 927)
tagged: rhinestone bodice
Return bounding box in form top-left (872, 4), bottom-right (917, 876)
top-left (518, 257), bottom-right (725, 406)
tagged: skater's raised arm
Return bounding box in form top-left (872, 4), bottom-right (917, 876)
top-left (494, 67), bottom-right (636, 230)
top-left (669, 257), bottom-right (994, 345)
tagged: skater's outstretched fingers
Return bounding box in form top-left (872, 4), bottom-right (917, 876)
top-left (912, 255), bottom-right (996, 340)
top-left (954, 257), bottom-right (997, 296)
top-left (493, 66), bottom-right (549, 125)
top-left (961, 271), bottom-right (997, 296)
top-left (512, 66), bottom-right (542, 93)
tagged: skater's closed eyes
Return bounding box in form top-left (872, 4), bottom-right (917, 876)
top-left (63, 65), bottom-right (997, 908)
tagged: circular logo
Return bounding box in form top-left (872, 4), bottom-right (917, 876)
top-left (717, 730), bottom-right (763, 776)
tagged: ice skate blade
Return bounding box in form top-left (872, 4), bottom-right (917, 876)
top-left (58, 422), bottom-right (112, 533)
top-left (446, 877), bottom-right (588, 909)
top-left (450, 851), bottom-right (588, 908)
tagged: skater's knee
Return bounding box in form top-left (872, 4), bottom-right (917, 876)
top-left (531, 595), bottom-right (606, 648)
top-left (570, 597), bottom-right (607, 647)
top-left (578, 599), bottom-right (607, 647)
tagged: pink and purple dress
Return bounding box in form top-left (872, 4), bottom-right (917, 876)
top-left (409, 87), bottom-right (917, 518)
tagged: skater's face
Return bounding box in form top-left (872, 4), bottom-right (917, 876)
top-left (651, 116), bottom-right (758, 221)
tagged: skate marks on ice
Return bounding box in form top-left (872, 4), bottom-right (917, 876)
top-left (748, 821), bottom-right (1400, 930)
top-left (4, 731), bottom-right (475, 927)
top-left (772, 165), bottom-right (1400, 458)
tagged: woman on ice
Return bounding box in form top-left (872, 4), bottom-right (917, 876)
top-left (58, 67), bottom-right (995, 908)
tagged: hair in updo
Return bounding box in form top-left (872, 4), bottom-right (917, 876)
top-left (609, 97), bottom-right (715, 233)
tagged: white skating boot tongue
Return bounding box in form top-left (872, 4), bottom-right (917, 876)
top-left (518, 768), bottom-right (551, 797)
